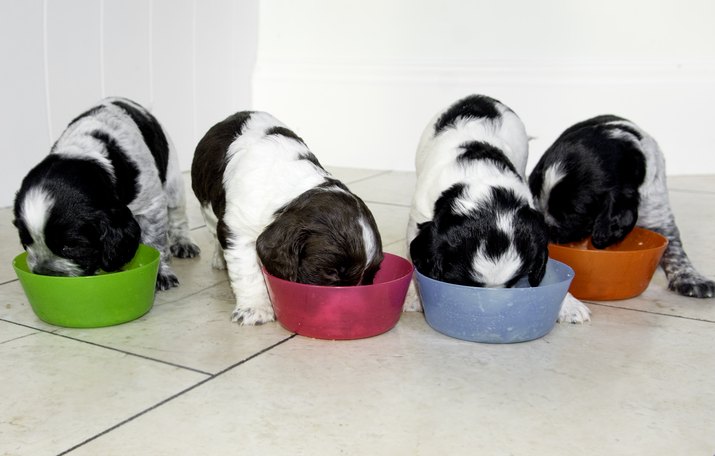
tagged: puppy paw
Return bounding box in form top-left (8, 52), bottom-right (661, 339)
top-left (668, 274), bottom-right (715, 298)
top-left (170, 241), bottom-right (200, 259)
top-left (212, 251), bottom-right (227, 270)
top-left (231, 305), bottom-right (275, 326)
top-left (156, 270), bottom-right (180, 291)
top-left (557, 293), bottom-right (591, 324)
top-left (402, 284), bottom-right (423, 312)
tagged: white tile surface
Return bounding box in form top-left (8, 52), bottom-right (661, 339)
top-left (1, 171), bottom-right (714, 456)
top-left (64, 310), bottom-right (715, 456)
top-left (0, 321), bottom-right (37, 343)
top-left (0, 332), bottom-right (206, 456)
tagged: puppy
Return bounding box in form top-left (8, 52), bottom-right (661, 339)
top-left (529, 115), bottom-right (715, 298)
top-left (191, 111), bottom-right (383, 325)
top-left (13, 97), bottom-right (199, 290)
top-left (407, 95), bottom-right (552, 304)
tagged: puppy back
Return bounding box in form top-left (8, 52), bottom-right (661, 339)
top-left (191, 111), bottom-right (254, 218)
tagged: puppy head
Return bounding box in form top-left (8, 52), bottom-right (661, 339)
top-left (529, 160), bottom-right (639, 248)
top-left (257, 185), bottom-right (383, 286)
top-left (13, 165), bottom-right (140, 276)
top-left (411, 184), bottom-right (548, 287)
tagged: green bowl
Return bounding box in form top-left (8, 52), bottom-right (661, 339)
top-left (12, 244), bottom-right (160, 328)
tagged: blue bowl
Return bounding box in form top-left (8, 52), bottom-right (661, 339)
top-left (415, 259), bottom-right (574, 343)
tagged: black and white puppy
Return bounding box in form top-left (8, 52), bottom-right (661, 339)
top-left (529, 115), bottom-right (715, 298)
top-left (191, 111), bottom-right (383, 325)
top-left (13, 97), bottom-right (200, 290)
top-left (407, 95), bottom-right (555, 305)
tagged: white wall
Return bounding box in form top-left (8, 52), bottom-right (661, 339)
top-left (2, 0), bottom-right (714, 209)
top-left (254, 0), bottom-right (715, 175)
top-left (0, 0), bottom-right (257, 208)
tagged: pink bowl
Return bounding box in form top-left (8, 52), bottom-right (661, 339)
top-left (263, 253), bottom-right (413, 340)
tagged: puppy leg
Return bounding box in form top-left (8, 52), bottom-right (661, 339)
top-left (200, 205), bottom-right (227, 270)
top-left (557, 292), bottom-right (591, 324)
top-left (224, 236), bottom-right (274, 325)
top-left (637, 139), bottom-right (714, 298)
top-left (647, 223), bottom-right (714, 298)
top-left (164, 160), bottom-right (200, 259)
top-left (402, 215), bottom-right (423, 311)
top-left (135, 206), bottom-right (179, 291)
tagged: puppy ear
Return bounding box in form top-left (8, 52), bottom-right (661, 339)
top-left (592, 189), bottom-right (639, 249)
top-left (410, 222), bottom-right (442, 277)
top-left (256, 219), bottom-right (302, 282)
top-left (528, 244), bottom-right (548, 287)
top-left (515, 206), bottom-right (549, 287)
top-left (99, 206), bottom-right (141, 271)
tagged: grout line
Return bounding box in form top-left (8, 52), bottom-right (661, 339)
top-left (669, 188), bottom-right (715, 195)
top-left (0, 278), bottom-right (19, 286)
top-left (363, 200), bottom-right (410, 208)
top-left (190, 224), bottom-right (206, 231)
top-left (0, 319), bottom-right (213, 376)
top-left (154, 279), bottom-right (228, 305)
top-left (342, 169), bottom-right (392, 185)
top-left (0, 331), bottom-right (39, 345)
top-left (57, 334), bottom-right (297, 456)
top-left (586, 302), bottom-right (715, 324)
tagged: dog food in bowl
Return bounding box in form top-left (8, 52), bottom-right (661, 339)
top-left (415, 259), bottom-right (574, 343)
top-left (263, 253), bottom-right (413, 340)
top-left (548, 227), bottom-right (668, 300)
top-left (12, 244), bottom-right (160, 328)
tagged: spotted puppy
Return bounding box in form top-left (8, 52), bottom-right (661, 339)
top-left (13, 97), bottom-right (199, 289)
top-left (529, 115), bottom-right (714, 298)
top-left (191, 111), bottom-right (383, 325)
top-left (406, 94), bottom-right (580, 314)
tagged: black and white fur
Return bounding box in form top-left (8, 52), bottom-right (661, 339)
top-left (406, 95), bottom-right (569, 310)
top-left (13, 97), bottom-right (199, 290)
top-left (529, 115), bottom-right (715, 299)
top-left (191, 111), bottom-right (383, 325)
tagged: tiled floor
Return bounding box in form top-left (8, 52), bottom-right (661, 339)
top-left (1, 169), bottom-right (714, 456)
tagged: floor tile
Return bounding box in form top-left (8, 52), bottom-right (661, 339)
top-left (0, 208), bottom-right (23, 284)
top-left (347, 170), bottom-right (416, 206)
top-left (64, 309), bottom-right (715, 456)
top-left (366, 202), bottom-right (410, 246)
top-left (0, 331), bottom-right (206, 456)
top-left (53, 281), bottom-right (293, 375)
top-left (667, 174), bottom-right (715, 194)
top-left (0, 280), bottom-right (61, 331)
top-left (325, 166), bottom-right (388, 184)
top-left (155, 227), bottom-right (228, 304)
top-left (0, 320), bottom-right (37, 343)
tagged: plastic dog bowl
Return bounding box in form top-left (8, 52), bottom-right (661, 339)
top-left (415, 259), bottom-right (574, 344)
top-left (548, 227), bottom-right (668, 300)
top-left (263, 253), bottom-right (414, 340)
top-left (12, 244), bottom-right (160, 328)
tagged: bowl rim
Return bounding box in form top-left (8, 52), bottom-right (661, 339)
top-left (12, 244), bottom-right (160, 282)
top-left (549, 227), bottom-right (668, 255)
top-left (261, 252), bottom-right (414, 290)
top-left (413, 258), bottom-right (574, 293)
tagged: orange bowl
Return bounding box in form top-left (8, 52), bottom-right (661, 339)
top-left (548, 227), bottom-right (668, 300)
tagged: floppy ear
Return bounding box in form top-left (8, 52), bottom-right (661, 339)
top-left (516, 206), bottom-right (549, 287)
top-left (592, 189), bottom-right (639, 249)
top-left (409, 222), bottom-right (442, 278)
top-left (256, 218), bottom-right (303, 282)
top-left (100, 206), bottom-right (141, 271)
top-left (528, 243), bottom-right (548, 287)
